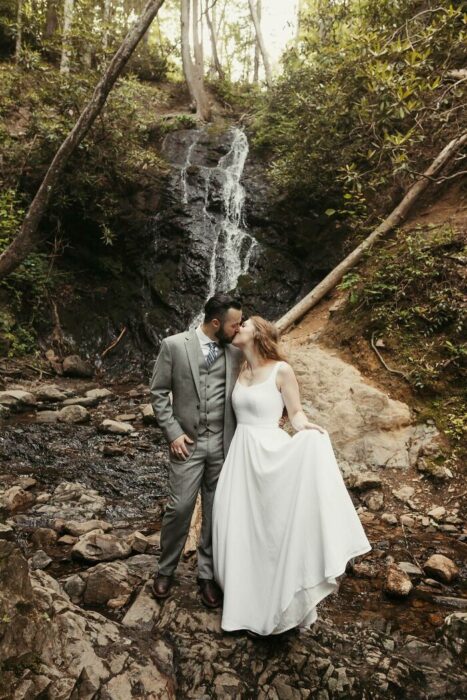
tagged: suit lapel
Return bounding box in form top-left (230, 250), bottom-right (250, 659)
top-left (185, 330), bottom-right (201, 400)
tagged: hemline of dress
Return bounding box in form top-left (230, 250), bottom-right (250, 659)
top-left (219, 542), bottom-right (373, 636)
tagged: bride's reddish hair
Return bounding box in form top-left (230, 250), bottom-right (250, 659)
top-left (249, 316), bottom-right (286, 361)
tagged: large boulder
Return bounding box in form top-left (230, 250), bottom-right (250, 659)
top-left (0, 541), bottom-right (175, 698)
top-left (62, 354), bottom-right (93, 378)
top-left (71, 531), bottom-right (132, 562)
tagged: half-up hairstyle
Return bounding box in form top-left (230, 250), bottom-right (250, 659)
top-left (249, 316), bottom-right (287, 362)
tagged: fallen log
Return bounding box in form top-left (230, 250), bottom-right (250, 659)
top-left (276, 131), bottom-right (467, 334)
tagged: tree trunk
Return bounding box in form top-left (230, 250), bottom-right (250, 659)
top-left (275, 132), bottom-right (467, 334)
top-left (205, 0), bottom-right (224, 79)
top-left (60, 0), bottom-right (74, 74)
top-left (44, 0), bottom-right (59, 41)
top-left (102, 0), bottom-right (112, 51)
top-left (192, 0), bottom-right (204, 74)
top-left (247, 0), bottom-right (272, 88)
top-left (0, 0), bottom-right (167, 280)
top-left (180, 0), bottom-right (211, 121)
top-left (253, 0), bottom-right (261, 83)
top-left (15, 0), bottom-right (22, 62)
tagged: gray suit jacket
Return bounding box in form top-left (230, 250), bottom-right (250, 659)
top-left (149, 329), bottom-right (243, 455)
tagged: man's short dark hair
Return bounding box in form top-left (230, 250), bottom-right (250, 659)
top-left (204, 294), bottom-right (242, 323)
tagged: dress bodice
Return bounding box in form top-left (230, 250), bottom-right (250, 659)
top-left (232, 361), bottom-right (285, 427)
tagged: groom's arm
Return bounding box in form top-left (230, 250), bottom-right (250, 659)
top-left (149, 339), bottom-right (184, 444)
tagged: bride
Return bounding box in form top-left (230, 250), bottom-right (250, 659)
top-left (212, 316), bottom-right (372, 637)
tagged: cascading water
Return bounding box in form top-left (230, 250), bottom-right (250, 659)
top-left (178, 127), bottom-right (257, 327)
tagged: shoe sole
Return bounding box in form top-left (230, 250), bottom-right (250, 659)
top-left (200, 596), bottom-right (222, 609)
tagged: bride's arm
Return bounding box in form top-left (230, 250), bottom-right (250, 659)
top-left (277, 363), bottom-right (326, 433)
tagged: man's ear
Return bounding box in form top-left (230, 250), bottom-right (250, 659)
top-left (212, 318), bottom-right (221, 331)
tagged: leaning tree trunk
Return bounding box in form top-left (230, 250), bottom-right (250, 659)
top-left (0, 0), bottom-right (167, 280)
top-left (60, 0), bottom-right (74, 74)
top-left (247, 0), bottom-right (272, 88)
top-left (180, 0), bottom-right (211, 121)
top-left (275, 131), bottom-right (467, 333)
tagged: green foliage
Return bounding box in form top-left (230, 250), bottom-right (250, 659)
top-left (346, 224), bottom-right (466, 393)
top-left (254, 0), bottom-right (466, 225)
top-left (125, 44), bottom-right (172, 83)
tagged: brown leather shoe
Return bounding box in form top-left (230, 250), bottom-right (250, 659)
top-left (198, 578), bottom-right (223, 608)
top-left (152, 573), bottom-right (173, 599)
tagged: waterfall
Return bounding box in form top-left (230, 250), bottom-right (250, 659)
top-left (180, 127), bottom-right (256, 327)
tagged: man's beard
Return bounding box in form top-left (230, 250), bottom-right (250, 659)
top-left (215, 324), bottom-right (234, 346)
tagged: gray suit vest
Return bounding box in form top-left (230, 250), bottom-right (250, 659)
top-left (197, 341), bottom-right (226, 435)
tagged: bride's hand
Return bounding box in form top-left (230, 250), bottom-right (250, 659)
top-left (302, 420), bottom-right (326, 434)
top-left (291, 411), bottom-right (326, 433)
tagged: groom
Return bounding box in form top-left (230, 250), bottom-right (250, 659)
top-left (149, 293), bottom-right (243, 608)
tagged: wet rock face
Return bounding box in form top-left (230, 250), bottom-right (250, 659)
top-left (51, 126), bottom-right (311, 375)
top-left (149, 126), bottom-right (304, 332)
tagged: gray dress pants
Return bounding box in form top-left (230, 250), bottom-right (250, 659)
top-left (157, 430), bottom-right (224, 579)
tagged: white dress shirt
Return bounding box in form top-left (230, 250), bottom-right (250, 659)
top-left (196, 325), bottom-right (220, 360)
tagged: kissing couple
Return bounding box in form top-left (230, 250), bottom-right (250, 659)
top-left (149, 293), bottom-right (371, 638)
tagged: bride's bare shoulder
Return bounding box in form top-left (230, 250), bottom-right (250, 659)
top-left (277, 361), bottom-right (295, 381)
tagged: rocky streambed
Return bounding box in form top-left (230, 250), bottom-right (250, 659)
top-left (0, 360), bottom-right (466, 699)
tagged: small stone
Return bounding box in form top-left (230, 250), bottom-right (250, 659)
top-left (381, 512), bottom-right (398, 525)
top-left (101, 419), bottom-right (134, 435)
top-left (428, 506), bottom-right (446, 520)
top-left (116, 413), bottom-right (138, 422)
top-left (19, 477), bottom-right (37, 490)
top-left (62, 573), bottom-right (86, 602)
top-left (36, 410), bottom-right (59, 423)
top-left (423, 554), bottom-right (459, 583)
top-left (64, 519), bottom-right (112, 536)
top-left (57, 405), bottom-right (90, 424)
top-left (397, 561), bottom-right (423, 576)
top-left (107, 595), bottom-right (131, 609)
top-left (35, 385), bottom-right (68, 402)
top-left (383, 564), bottom-right (413, 597)
top-left (30, 549), bottom-right (52, 570)
top-left (392, 486), bottom-right (415, 502)
top-left (63, 355), bottom-right (93, 378)
top-left (85, 388), bottom-right (113, 400)
top-left (58, 534), bottom-right (78, 545)
top-left (400, 514), bottom-right (415, 527)
top-left (3, 486), bottom-right (36, 512)
top-left (31, 527), bottom-right (57, 548)
top-left (141, 404), bottom-right (157, 424)
top-left (364, 491), bottom-right (384, 512)
top-left (0, 389), bottom-right (36, 410)
top-left (62, 396), bottom-right (99, 407)
top-left (126, 531), bottom-right (149, 553)
top-left (349, 471), bottom-right (383, 491)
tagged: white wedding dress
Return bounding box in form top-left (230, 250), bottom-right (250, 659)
top-left (212, 361), bottom-right (372, 636)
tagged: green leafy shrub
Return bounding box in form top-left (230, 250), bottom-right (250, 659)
top-left (254, 1), bottom-right (466, 228)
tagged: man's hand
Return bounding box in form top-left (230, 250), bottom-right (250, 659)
top-left (170, 434), bottom-right (194, 460)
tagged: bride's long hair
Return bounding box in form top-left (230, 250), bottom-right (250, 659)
top-left (249, 316), bottom-right (287, 362)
